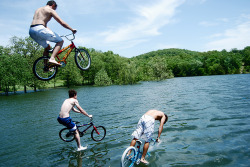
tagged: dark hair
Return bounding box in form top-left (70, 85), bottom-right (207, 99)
top-left (68, 89), bottom-right (77, 98)
top-left (47, 1), bottom-right (57, 7)
top-left (164, 114), bottom-right (168, 124)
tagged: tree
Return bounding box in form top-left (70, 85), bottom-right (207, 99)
top-left (9, 36), bottom-right (44, 92)
top-left (94, 68), bottom-right (112, 86)
top-left (59, 55), bottom-right (82, 88)
top-left (242, 46), bottom-right (250, 73)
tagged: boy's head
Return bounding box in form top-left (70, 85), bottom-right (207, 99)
top-left (164, 114), bottom-right (168, 124)
top-left (69, 89), bottom-right (77, 98)
top-left (47, 1), bottom-right (57, 8)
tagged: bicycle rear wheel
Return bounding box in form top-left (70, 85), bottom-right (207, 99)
top-left (121, 146), bottom-right (136, 167)
top-left (75, 48), bottom-right (91, 70)
top-left (59, 128), bottom-right (75, 142)
top-left (33, 56), bottom-right (58, 81)
top-left (91, 126), bottom-right (106, 141)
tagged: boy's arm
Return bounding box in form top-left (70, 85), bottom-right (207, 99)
top-left (157, 115), bottom-right (166, 142)
top-left (50, 9), bottom-right (76, 33)
top-left (74, 100), bottom-right (92, 118)
top-left (71, 107), bottom-right (81, 113)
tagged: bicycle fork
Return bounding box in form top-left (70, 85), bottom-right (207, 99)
top-left (136, 143), bottom-right (142, 165)
top-left (93, 126), bottom-right (100, 135)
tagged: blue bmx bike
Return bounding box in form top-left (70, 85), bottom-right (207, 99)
top-left (120, 139), bottom-right (156, 167)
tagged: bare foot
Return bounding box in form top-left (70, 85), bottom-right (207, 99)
top-left (49, 59), bottom-right (61, 66)
top-left (77, 146), bottom-right (87, 151)
top-left (140, 158), bottom-right (149, 165)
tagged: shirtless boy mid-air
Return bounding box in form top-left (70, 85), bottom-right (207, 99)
top-left (29, 1), bottom-right (77, 66)
top-left (130, 110), bottom-right (168, 164)
top-left (58, 89), bottom-right (92, 151)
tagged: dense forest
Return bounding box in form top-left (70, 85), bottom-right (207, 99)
top-left (0, 36), bottom-right (250, 95)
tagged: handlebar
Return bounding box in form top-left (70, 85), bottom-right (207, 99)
top-left (74, 116), bottom-right (93, 125)
top-left (151, 138), bottom-right (157, 145)
top-left (61, 33), bottom-right (75, 41)
top-left (89, 116), bottom-right (93, 121)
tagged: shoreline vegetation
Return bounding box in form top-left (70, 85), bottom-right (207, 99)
top-left (1, 36), bottom-right (250, 96)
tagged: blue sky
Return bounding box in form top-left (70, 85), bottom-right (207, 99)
top-left (0, 0), bottom-right (250, 58)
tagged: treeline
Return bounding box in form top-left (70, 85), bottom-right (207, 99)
top-left (0, 36), bottom-right (250, 95)
top-left (134, 48), bottom-right (250, 77)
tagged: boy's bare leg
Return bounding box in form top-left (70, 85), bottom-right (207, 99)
top-left (74, 130), bottom-right (81, 148)
top-left (49, 41), bottom-right (63, 66)
top-left (74, 130), bottom-right (87, 151)
top-left (43, 45), bottom-right (51, 67)
top-left (127, 138), bottom-right (137, 155)
top-left (43, 44), bottom-right (51, 57)
top-left (130, 138), bottom-right (137, 147)
top-left (141, 142), bottom-right (150, 164)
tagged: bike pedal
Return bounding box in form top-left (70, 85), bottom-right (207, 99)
top-left (80, 132), bottom-right (85, 137)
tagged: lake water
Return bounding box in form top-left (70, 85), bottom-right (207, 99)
top-left (0, 74), bottom-right (249, 167)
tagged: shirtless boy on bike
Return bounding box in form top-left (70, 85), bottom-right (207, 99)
top-left (29, 1), bottom-right (77, 66)
top-left (58, 89), bottom-right (92, 151)
top-left (130, 110), bottom-right (168, 164)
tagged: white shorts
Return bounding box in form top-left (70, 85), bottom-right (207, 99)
top-left (29, 25), bottom-right (63, 48)
top-left (132, 115), bottom-right (155, 142)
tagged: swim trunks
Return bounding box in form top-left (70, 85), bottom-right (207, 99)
top-left (57, 116), bottom-right (77, 131)
top-left (29, 25), bottom-right (63, 48)
top-left (132, 114), bottom-right (155, 142)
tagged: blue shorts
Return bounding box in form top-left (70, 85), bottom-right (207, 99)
top-left (57, 116), bottom-right (76, 131)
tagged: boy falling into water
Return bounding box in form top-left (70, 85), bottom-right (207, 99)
top-left (57, 89), bottom-right (92, 151)
top-left (129, 109), bottom-right (168, 164)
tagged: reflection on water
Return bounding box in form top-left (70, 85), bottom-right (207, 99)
top-left (0, 74), bottom-right (250, 166)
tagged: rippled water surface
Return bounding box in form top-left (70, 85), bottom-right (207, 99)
top-left (1, 74), bottom-right (250, 167)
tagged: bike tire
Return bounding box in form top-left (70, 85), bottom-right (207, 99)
top-left (75, 48), bottom-right (91, 70)
top-left (91, 126), bottom-right (106, 141)
top-left (33, 56), bottom-right (58, 81)
top-left (59, 128), bottom-right (75, 142)
top-left (121, 146), bottom-right (136, 167)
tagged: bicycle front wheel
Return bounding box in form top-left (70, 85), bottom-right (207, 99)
top-left (59, 128), bottom-right (75, 142)
top-left (33, 56), bottom-right (58, 81)
top-left (121, 146), bottom-right (136, 167)
top-left (91, 126), bottom-right (106, 141)
top-left (75, 49), bottom-right (91, 70)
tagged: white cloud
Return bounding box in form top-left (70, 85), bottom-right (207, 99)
top-left (100, 0), bottom-right (185, 45)
top-left (199, 18), bottom-right (229, 27)
top-left (205, 21), bottom-right (250, 51)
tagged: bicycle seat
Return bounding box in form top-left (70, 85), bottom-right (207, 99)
top-left (136, 140), bottom-right (142, 146)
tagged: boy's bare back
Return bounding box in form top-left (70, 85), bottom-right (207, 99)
top-left (59, 98), bottom-right (79, 118)
top-left (31, 6), bottom-right (54, 26)
top-left (145, 109), bottom-right (165, 120)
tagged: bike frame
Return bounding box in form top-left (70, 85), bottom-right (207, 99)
top-left (130, 146), bottom-right (142, 166)
top-left (128, 139), bottom-right (155, 166)
top-left (55, 41), bottom-right (76, 65)
top-left (77, 121), bottom-right (100, 135)
top-left (47, 34), bottom-right (77, 66)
